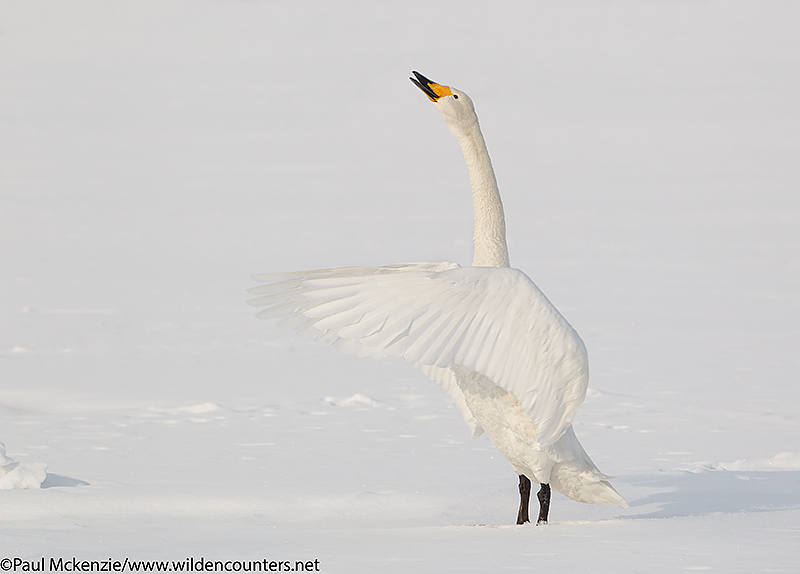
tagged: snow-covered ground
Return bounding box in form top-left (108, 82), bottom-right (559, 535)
top-left (2, 1), bottom-right (799, 571)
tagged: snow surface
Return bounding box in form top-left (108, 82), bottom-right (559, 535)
top-left (1, 0), bottom-right (799, 571)
top-left (0, 442), bottom-right (47, 490)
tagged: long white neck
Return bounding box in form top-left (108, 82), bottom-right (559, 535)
top-left (454, 122), bottom-right (510, 268)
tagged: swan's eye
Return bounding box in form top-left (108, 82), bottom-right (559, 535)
top-left (453, 94), bottom-right (459, 99)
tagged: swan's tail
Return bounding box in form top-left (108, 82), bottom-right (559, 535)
top-left (550, 462), bottom-right (628, 506)
top-left (548, 426), bottom-right (629, 507)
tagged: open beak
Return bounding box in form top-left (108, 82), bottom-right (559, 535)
top-left (410, 71), bottom-right (453, 103)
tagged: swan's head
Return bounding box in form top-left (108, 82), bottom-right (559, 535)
top-left (410, 71), bottom-right (478, 136)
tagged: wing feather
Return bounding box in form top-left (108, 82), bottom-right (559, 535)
top-left (248, 263), bottom-right (588, 447)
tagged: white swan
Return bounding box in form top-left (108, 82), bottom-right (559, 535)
top-left (249, 71), bottom-right (627, 524)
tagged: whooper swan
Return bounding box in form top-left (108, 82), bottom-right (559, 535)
top-left (248, 71), bottom-right (628, 524)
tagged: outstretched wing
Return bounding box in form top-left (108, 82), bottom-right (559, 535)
top-left (248, 262), bottom-right (589, 447)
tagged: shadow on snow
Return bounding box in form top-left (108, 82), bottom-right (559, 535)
top-left (41, 473), bottom-right (89, 488)
top-left (623, 470), bottom-right (800, 519)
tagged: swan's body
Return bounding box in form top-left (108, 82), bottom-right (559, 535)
top-left (249, 72), bottom-right (627, 522)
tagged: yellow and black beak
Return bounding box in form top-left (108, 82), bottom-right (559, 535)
top-left (410, 71), bottom-right (454, 102)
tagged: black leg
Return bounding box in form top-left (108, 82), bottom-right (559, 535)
top-left (537, 483), bottom-right (551, 524)
top-left (516, 474), bottom-right (531, 525)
